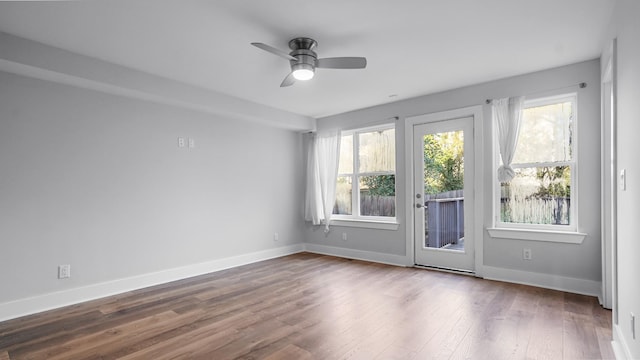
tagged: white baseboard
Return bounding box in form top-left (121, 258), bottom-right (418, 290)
top-left (303, 243), bottom-right (409, 267)
top-left (303, 246), bottom-right (602, 299)
top-left (612, 323), bottom-right (633, 360)
top-left (0, 244), bottom-right (304, 322)
top-left (482, 265), bottom-right (602, 297)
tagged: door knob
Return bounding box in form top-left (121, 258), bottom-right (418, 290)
top-left (416, 203), bottom-right (423, 208)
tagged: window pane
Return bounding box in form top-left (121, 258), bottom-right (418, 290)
top-left (333, 176), bottom-right (352, 215)
top-left (513, 101), bottom-right (573, 164)
top-left (500, 166), bottom-right (571, 225)
top-left (423, 131), bottom-right (464, 195)
top-left (359, 175), bottom-right (395, 217)
top-left (359, 128), bottom-right (395, 173)
top-left (337, 134), bottom-right (353, 174)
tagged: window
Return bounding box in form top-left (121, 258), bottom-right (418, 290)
top-left (334, 124), bottom-right (396, 222)
top-left (496, 94), bottom-right (577, 231)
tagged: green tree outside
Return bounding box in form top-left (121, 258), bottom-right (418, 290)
top-left (423, 132), bottom-right (464, 194)
top-left (534, 166), bottom-right (570, 198)
top-left (361, 175), bottom-right (395, 196)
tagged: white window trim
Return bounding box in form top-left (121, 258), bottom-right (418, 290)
top-left (331, 219), bottom-right (399, 230)
top-left (493, 92), bottom-right (581, 238)
top-left (487, 227), bottom-right (586, 244)
top-left (333, 123), bottom-right (397, 226)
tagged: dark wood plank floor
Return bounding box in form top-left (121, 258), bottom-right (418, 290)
top-left (0, 253), bottom-right (614, 359)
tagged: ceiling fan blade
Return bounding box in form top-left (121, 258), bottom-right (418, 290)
top-left (251, 42), bottom-right (296, 61)
top-left (280, 72), bottom-right (296, 87)
top-left (317, 57), bottom-right (367, 69)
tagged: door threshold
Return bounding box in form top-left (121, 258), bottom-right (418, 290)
top-left (414, 264), bottom-right (475, 276)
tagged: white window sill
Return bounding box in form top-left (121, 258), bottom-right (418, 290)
top-left (330, 219), bottom-right (399, 231)
top-left (487, 227), bottom-right (586, 244)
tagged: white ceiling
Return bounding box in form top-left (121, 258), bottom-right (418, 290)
top-left (0, 0), bottom-right (614, 119)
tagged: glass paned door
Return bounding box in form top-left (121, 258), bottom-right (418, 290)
top-left (414, 117), bottom-right (474, 271)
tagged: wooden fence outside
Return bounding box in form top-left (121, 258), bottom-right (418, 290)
top-left (500, 197), bottom-right (570, 225)
top-left (360, 195), bottom-right (395, 217)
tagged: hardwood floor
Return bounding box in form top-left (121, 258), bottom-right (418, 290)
top-left (0, 253), bottom-right (614, 359)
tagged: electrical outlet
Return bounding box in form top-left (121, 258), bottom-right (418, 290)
top-left (273, 233), bottom-right (279, 242)
top-left (523, 248), bottom-right (532, 260)
top-left (188, 138), bottom-right (195, 149)
top-left (178, 137), bottom-right (185, 148)
top-left (342, 233), bottom-right (347, 241)
top-left (58, 264), bottom-right (71, 279)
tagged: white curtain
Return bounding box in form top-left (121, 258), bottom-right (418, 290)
top-left (304, 130), bottom-right (341, 232)
top-left (493, 96), bottom-right (525, 182)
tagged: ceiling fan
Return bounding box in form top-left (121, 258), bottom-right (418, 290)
top-left (251, 37), bottom-right (367, 87)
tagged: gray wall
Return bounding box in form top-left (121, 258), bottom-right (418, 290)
top-left (0, 71), bottom-right (305, 304)
top-left (305, 59), bottom-right (602, 283)
top-left (606, 0), bottom-right (640, 357)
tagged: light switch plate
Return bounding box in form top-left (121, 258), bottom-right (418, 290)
top-left (58, 264), bottom-right (71, 279)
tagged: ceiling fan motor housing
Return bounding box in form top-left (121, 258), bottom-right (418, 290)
top-left (288, 37), bottom-right (318, 68)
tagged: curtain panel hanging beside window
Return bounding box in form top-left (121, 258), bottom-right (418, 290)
top-left (493, 96), bottom-right (525, 182)
top-left (304, 131), bottom-right (341, 232)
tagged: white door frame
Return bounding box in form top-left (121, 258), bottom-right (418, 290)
top-left (405, 105), bottom-right (484, 275)
top-left (601, 39), bottom-right (617, 313)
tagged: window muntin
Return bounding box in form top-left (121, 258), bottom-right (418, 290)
top-left (334, 124), bottom-right (396, 221)
top-left (497, 94), bottom-right (576, 231)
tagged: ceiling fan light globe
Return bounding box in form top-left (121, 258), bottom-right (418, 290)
top-left (292, 68), bottom-right (314, 81)
top-left (291, 63), bottom-right (315, 81)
